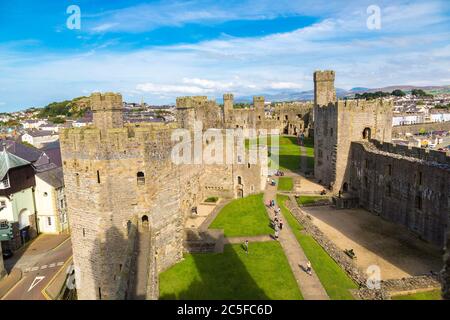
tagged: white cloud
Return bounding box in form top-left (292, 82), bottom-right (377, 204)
top-left (136, 83), bottom-right (211, 95)
top-left (2, 0), bottom-right (450, 110)
top-left (270, 82), bottom-right (303, 89)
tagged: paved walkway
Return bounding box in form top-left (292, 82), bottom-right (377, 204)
top-left (224, 235), bottom-right (273, 244)
top-left (265, 179), bottom-right (329, 300)
top-left (299, 145), bottom-right (308, 173)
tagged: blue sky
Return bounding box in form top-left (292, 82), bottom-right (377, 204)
top-left (1, 0), bottom-right (450, 111)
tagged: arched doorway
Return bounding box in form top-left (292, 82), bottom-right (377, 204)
top-left (362, 127), bottom-right (371, 140)
top-left (342, 182), bottom-right (349, 192)
top-left (141, 215), bottom-right (149, 229)
top-left (18, 209), bottom-right (31, 230)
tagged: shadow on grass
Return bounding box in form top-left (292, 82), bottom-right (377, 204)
top-left (160, 244), bottom-right (270, 300)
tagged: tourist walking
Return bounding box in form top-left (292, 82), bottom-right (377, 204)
top-left (274, 229), bottom-right (279, 240)
top-left (244, 240), bottom-right (249, 254)
top-left (306, 260), bottom-right (312, 276)
top-left (279, 218), bottom-right (283, 230)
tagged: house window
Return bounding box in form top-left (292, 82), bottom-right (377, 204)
top-left (43, 192), bottom-right (48, 197)
top-left (0, 220), bottom-right (8, 229)
top-left (48, 217), bottom-right (52, 226)
top-left (83, 228), bottom-right (86, 237)
top-left (60, 199), bottom-right (64, 208)
top-left (237, 176), bottom-right (242, 184)
top-left (97, 170), bottom-right (101, 184)
top-left (247, 163), bottom-right (250, 169)
top-left (0, 200), bottom-right (6, 208)
top-left (137, 172), bottom-right (145, 185)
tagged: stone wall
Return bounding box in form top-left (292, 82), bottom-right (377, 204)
top-left (61, 92), bottom-right (266, 300)
top-left (176, 93), bottom-right (313, 135)
top-left (349, 141), bottom-right (450, 247)
top-left (0, 245), bottom-right (6, 280)
top-left (285, 198), bottom-right (442, 300)
top-left (314, 97), bottom-right (393, 192)
top-left (392, 121), bottom-right (450, 137)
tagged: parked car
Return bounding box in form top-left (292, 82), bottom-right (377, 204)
top-left (2, 248), bottom-right (13, 259)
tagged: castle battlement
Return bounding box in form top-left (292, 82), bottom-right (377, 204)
top-left (253, 96), bottom-right (265, 103)
top-left (336, 99), bottom-right (393, 113)
top-left (223, 93), bottom-right (234, 100)
top-left (91, 92), bottom-right (123, 111)
top-left (314, 70), bottom-right (335, 82)
top-left (366, 140), bottom-right (450, 168)
top-left (176, 96), bottom-right (214, 108)
top-left (60, 122), bottom-right (178, 155)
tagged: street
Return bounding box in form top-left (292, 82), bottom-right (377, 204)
top-left (1, 234), bottom-right (72, 300)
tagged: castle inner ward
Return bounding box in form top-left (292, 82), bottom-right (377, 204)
top-left (60, 71), bottom-right (450, 300)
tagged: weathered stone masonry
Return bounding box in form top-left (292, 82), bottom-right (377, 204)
top-left (61, 93), bottom-right (265, 300)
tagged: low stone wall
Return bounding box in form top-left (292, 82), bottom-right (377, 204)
top-left (285, 200), bottom-right (367, 286)
top-left (184, 229), bottom-right (224, 254)
top-left (285, 199), bottom-right (442, 300)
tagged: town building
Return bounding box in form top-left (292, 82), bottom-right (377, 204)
top-left (21, 130), bottom-right (59, 148)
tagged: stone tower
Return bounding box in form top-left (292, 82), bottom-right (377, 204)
top-left (61, 93), bottom-right (185, 300)
top-left (253, 96), bottom-right (265, 121)
top-left (223, 93), bottom-right (234, 123)
top-left (314, 71), bottom-right (393, 192)
top-left (91, 92), bottom-right (124, 132)
top-left (314, 70), bottom-right (336, 107)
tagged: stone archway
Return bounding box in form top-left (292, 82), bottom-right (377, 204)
top-left (363, 127), bottom-right (371, 140)
top-left (141, 215), bottom-right (149, 229)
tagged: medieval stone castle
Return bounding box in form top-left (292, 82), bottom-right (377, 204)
top-left (60, 71), bottom-right (450, 300)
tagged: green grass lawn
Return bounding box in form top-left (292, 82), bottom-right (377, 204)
top-left (296, 195), bottom-right (330, 206)
top-left (303, 137), bottom-right (314, 171)
top-left (278, 177), bottom-right (293, 191)
top-left (209, 193), bottom-right (272, 237)
top-left (391, 290), bottom-right (442, 300)
top-left (246, 135), bottom-right (302, 172)
top-left (277, 194), bottom-right (358, 300)
top-left (159, 242), bottom-right (303, 300)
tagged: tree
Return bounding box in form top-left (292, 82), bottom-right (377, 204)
top-left (391, 89), bottom-right (406, 97)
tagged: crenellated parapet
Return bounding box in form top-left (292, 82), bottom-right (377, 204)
top-left (60, 122), bottom-right (178, 159)
top-left (367, 140), bottom-right (450, 168)
top-left (176, 96), bottom-right (212, 109)
top-left (336, 98), bottom-right (393, 114)
top-left (91, 92), bottom-right (123, 111)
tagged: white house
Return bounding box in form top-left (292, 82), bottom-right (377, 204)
top-left (35, 167), bottom-right (68, 234)
top-left (21, 119), bottom-right (46, 130)
top-left (21, 130), bottom-right (59, 148)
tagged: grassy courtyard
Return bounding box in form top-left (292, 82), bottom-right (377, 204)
top-left (277, 194), bottom-right (358, 300)
top-left (296, 195), bottom-right (330, 206)
top-left (209, 193), bottom-right (272, 237)
top-left (303, 137), bottom-right (314, 171)
top-left (159, 242), bottom-right (303, 300)
top-left (391, 289), bottom-right (442, 300)
top-left (277, 177), bottom-right (293, 191)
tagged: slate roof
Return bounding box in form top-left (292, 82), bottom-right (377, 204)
top-left (36, 167), bottom-right (64, 189)
top-left (24, 130), bottom-right (56, 138)
top-left (0, 139), bottom-right (42, 163)
top-left (0, 149), bottom-right (31, 180)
